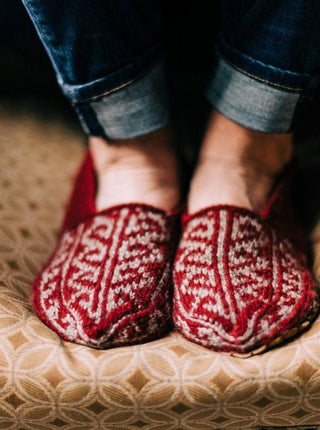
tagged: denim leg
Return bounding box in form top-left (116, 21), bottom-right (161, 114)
top-left (20, 0), bottom-right (169, 139)
top-left (206, 0), bottom-right (320, 133)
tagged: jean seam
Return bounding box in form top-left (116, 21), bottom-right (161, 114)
top-left (63, 43), bottom-right (163, 103)
top-left (73, 102), bottom-right (109, 139)
top-left (217, 33), bottom-right (313, 91)
top-left (74, 78), bottom-right (136, 103)
top-left (289, 92), bottom-right (302, 131)
top-left (219, 54), bottom-right (303, 92)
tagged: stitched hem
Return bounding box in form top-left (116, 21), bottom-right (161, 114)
top-left (223, 58), bottom-right (303, 92)
top-left (217, 35), bottom-right (312, 91)
top-left (206, 56), bottom-right (301, 133)
top-left (72, 61), bottom-right (170, 140)
top-left (78, 79), bottom-right (136, 103)
top-left (59, 43), bottom-right (163, 102)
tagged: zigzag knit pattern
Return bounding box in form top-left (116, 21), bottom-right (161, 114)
top-left (32, 151), bottom-right (178, 348)
top-left (33, 205), bottom-right (176, 348)
top-left (173, 206), bottom-right (320, 355)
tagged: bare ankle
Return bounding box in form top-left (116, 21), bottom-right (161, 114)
top-left (188, 111), bottom-right (293, 214)
top-left (89, 125), bottom-right (175, 173)
top-left (88, 126), bottom-right (180, 211)
top-left (199, 110), bottom-right (293, 176)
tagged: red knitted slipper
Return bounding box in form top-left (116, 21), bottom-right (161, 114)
top-left (173, 170), bottom-right (320, 357)
top-left (33, 151), bottom-right (179, 348)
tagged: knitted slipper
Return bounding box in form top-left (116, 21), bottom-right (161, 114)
top-left (173, 169), bottom-right (320, 357)
top-left (33, 151), bottom-right (179, 349)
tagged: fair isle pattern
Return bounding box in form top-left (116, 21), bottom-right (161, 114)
top-left (33, 206), bottom-right (174, 348)
top-left (174, 207), bottom-right (319, 355)
top-left (2, 99), bottom-right (320, 429)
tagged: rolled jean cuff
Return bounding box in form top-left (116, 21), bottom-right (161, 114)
top-left (206, 50), bottom-right (315, 133)
top-left (70, 61), bottom-right (170, 140)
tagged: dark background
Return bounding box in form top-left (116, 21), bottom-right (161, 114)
top-left (0, 0), bottom-right (319, 229)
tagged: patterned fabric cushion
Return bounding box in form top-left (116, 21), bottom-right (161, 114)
top-left (0, 99), bottom-right (320, 430)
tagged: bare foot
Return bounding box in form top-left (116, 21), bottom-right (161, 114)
top-left (89, 126), bottom-right (180, 212)
top-left (188, 110), bottom-right (293, 214)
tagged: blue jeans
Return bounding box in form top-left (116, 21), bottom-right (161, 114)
top-left (20, 0), bottom-right (320, 139)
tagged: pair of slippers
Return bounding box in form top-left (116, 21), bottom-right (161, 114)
top-left (33, 151), bottom-right (319, 356)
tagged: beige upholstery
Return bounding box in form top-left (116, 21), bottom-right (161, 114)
top-left (0, 98), bottom-right (320, 430)
top-left (313, 224), bottom-right (320, 284)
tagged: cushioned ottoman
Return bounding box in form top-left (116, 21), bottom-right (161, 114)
top-left (0, 98), bottom-right (320, 430)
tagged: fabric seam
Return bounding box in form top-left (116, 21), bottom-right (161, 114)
top-left (74, 78), bottom-right (135, 103)
top-left (68, 43), bottom-right (163, 103)
top-left (220, 55), bottom-right (304, 92)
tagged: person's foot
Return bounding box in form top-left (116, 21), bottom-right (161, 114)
top-left (89, 125), bottom-right (180, 212)
top-left (33, 142), bottom-right (180, 349)
top-left (173, 111), bottom-right (319, 357)
top-left (188, 110), bottom-right (293, 214)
